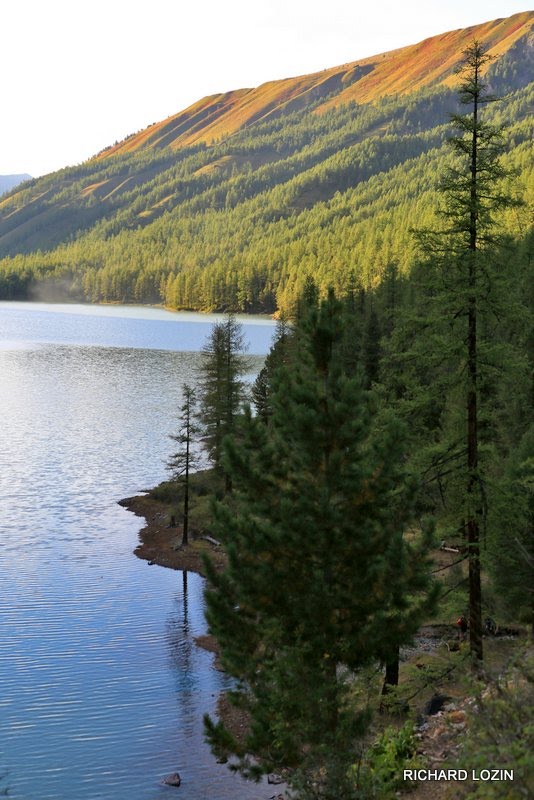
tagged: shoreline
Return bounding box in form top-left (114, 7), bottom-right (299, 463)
top-left (119, 492), bottom-right (227, 576)
top-left (119, 491), bottom-right (253, 749)
top-left (120, 490), bottom-right (528, 800)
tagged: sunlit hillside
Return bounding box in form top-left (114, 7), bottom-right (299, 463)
top-left (0, 11), bottom-right (532, 313)
top-left (100, 11), bottom-right (532, 155)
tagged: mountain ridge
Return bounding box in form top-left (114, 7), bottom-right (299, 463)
top-left (98, 11), bottom-right (533, 158)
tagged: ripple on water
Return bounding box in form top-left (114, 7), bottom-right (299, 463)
top-left (0, 306), bottom-right (274, 800)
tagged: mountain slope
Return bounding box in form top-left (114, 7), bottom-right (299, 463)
top-left (0, 12), bottom-right (532, 311)
top-left (99, 11), bottom-right (533, 157)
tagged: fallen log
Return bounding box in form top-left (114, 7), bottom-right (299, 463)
top-left (202, 535), bottom-right (222, 547)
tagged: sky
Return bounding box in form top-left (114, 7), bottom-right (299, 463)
top-left (1, 1), bottom-right (530, 177)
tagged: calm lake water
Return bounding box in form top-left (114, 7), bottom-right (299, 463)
top-left (0, 303), bottom-right (275, 800)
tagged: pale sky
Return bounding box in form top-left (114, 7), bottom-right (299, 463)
top-left (1, 1), bottom-right (530, 177)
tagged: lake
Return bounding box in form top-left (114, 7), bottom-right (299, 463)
top-left (0, 303), bottom-right (275, 800)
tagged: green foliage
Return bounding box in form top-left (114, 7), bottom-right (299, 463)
top-left (455, 653), bottom-right (534, 799)
top-left (486, 425), bottom-right (534, 630)
top-left (355, 721), bottom-right (420, 798)
top-left (203, 290), bottom-right (437, 797)
top-left (251, 315), bottom-right (293, 421)
top-left (381, 43), bottom-right (532, 663)
top-left (198, 315), bottom-right (250, 477)
top-left (0, 39), bottom-right (531, 312)
top-left (150, 480), bottom-right (177, 504)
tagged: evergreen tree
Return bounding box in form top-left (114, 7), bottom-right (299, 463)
top-left (167, 384), bottom-right (201, 546)
top-left (198, 314), bottom-right (250, 488)
top-left (438, 43), bottom-right (522, 665)
top-left (204, 290), bottom-right (436, 798)
top-left (404, 42), bottom-right (523, 666)
top-left (251, 314), bottom-right (292, 422)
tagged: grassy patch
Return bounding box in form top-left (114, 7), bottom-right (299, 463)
top-left (149, 468), bottom-right (222, 536)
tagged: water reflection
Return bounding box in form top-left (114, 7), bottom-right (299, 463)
top-left (0, 305), bottom-right (275, 800)
top-left (167, 572), bottom-right (197, 737)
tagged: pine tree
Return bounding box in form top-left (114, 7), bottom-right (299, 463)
top-left (400, 42), bottom-right (523, 667)
top-left (439, 43), bottom-right (522, 666)
top-left (204, 290), bottom-right (436, 798)
top-left (167, 384), bottom-right (201, 546)
top-left (197, 314), bottom-right (250, 489)
top-left (251, 314), bottom-right (292, 422)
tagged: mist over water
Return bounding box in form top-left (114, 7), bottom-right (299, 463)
top-left (0, 303), bottom-right (274, 800)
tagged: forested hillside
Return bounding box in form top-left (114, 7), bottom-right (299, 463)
top-left (0, 11), bottom-right (531, 313)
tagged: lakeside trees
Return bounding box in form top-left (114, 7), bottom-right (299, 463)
top-left (203, 292), bottom-right (437, 798)
top-left (154, 40), bottom-right (533, 795)
top-left (166, 315), bottom-right (250, 531)
top-left (197, 315), bottom-right (250, 490)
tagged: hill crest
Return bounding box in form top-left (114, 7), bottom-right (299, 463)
top-left (99, 11), bottom-right (533, 158)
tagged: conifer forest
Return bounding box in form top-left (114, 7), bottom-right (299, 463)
top-left (156, 41), bottom-right (533, 797)
top-left (1, 14), bottom-right (533, 799)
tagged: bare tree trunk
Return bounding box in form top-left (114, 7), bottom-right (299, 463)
top-left (467, 297), bottom-right (483, 665)
top-left (380, 645), bottom-right (400, 710)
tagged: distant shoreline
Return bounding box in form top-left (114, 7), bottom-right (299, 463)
top-left (1, 297), bottom-right (276, 320)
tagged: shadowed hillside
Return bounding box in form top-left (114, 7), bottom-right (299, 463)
top-left (0, 11), bottom-right (532, 311)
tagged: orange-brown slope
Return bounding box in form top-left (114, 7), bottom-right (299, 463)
top-left (100, 89), bottom-right (251, 158)
top-left (99, 11), bottom-right (533, 158)
top-left (98, 65), bottom-right (358, 159)
top-left (318, 10), bottom-right (533, 110)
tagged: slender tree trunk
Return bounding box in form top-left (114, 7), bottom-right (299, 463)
top-left (467, 63), bottom-right (483, 666)
top-left (182, 414), bottom-right (190, 546)
top-left (380, 645), bottom-right (400, 710)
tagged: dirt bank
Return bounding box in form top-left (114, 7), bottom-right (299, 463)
top-left (119, 493), bottom-right (227, 575)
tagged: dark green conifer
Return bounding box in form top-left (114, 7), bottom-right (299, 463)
top-left (167, 384), bottom-right (201, 546)
top-left (251, 314), bottom-right (292, 423)
top-left (204, 290), bottom-right (436, 798)
top-left (198, 314), bottom-right (250, 489)
top-left (388, 42), bottom-right (524, 667)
